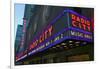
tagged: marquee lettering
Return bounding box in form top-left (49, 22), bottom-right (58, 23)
top-left (71, 14), bottom-right (91, 32)
top-left (29, 26), bottom-right (53, 50)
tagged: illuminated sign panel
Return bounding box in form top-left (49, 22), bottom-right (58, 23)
top-left (16, 10), bottom-right (93, 61)
top-left (28, 28), bottom-right (70, 56)
top-left (67, 10), bottom-right (93, 41)
top-left (29, 26), bottom-right (53, 51)
top-left (28, 14), bottom-right (68, 52)
top-left (69, 11), bottom-right (92, 32)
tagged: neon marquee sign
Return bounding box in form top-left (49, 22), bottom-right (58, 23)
top-left (16, 9), bottom-right (93, 61)
top-left (70, 13), bottom-right (91, 32)
top-left (29, 26), bottom-right (53, 51)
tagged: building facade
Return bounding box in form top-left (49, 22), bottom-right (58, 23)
top-left (15, 25), bottom-right (23, 55)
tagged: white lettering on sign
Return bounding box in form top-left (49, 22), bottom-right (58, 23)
top-left (70, 30), bottom-right (92, 39)
top-left (71, 31), bottom-right (84, 38)
top-left (28, 33), bottom-right (64, 55)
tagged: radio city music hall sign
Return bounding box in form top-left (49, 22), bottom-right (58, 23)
top-left (16, 10), bottom-right (93, 61)
top-left (70, 13), bottom-right (91, 32)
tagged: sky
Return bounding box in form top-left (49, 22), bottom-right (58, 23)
top-left (15, 4), bottom-right (25, 38)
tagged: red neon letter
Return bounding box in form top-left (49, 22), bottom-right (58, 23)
top-left (39, 34), bottom-right (44, 43)
top-left (76, 16), bottom-right (80, 22)
top-left (48, 26), bottom-right (53, 36)
top-left (45, 30), bottom-right (48, 39)
top-left (72, 21), bottom-right (77, 27)
top-left (81, 18), bottom-right (85, 24)
top-left (71, 14), bottom-right (76, 20)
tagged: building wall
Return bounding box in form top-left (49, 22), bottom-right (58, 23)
top-left (15, 25), bottom-right (23, 54)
